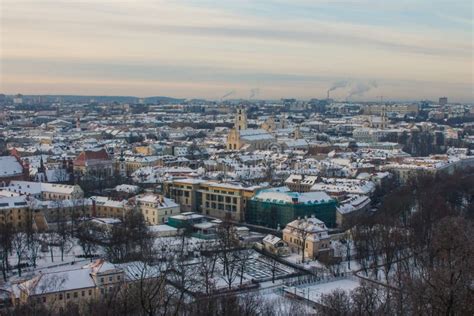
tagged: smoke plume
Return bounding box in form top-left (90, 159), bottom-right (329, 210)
top-left (249, 88), bottom-right (260, 99)
top-left (221, 90), bottom-right (235, 100)
top-left (328, 80), bottom-right (351, 93)
top-left (346, 81), bottom-right (378, 99)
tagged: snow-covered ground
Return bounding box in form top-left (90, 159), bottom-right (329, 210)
top-left (284, 277), bottom-right (360, 303)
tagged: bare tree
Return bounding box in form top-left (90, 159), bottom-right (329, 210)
top-left (317, 289), bottom-right (352, 316)
top-left (11, 231), bottom-right (28, 277)
top-left (216, 215), bottom-right (240, 290)
top-left (236, 248), bottom-right (253, 286)
top-left (104, 208), bottom-right (152, 263)
top-left (197, 252), bottom-right (217, 296)
top-left (76, 221), bottom-right (99, 261)
top-left (289, 220), bottom-right (311, 264)
top-left (262, 255), bottom-right (280, 284)
top-left (27, 233), bottom-right (43, 268)
top-left (0, 223), bottom-right (13, 281)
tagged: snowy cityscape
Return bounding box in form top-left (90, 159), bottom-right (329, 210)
top-left (0, 94), bottom-right (472, 315)
top-left (1, 0), bottom-right (473, 315)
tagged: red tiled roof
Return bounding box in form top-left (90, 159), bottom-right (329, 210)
top-left (74, 149), bottom-right (110, 166)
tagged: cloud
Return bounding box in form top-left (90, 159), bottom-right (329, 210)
top-left (1, 0), bottom-right (472, 101)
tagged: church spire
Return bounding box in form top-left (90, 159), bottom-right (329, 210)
top-left (234, 107), bottom-right (248, 131)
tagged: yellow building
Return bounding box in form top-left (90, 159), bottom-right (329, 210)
top-left (282, 216), bottom-right (332, 260)
top-left (91, 196), bottom-right (129, 219)
top-left (134, 146), bottom-right (152, 156)
top-left (163, 179), bottom-right (264, 222)
top-left (16, 260), bottom-right (125, 309)
top-left (226, 108), bottom-right (275, 151)
top-left (4, 181), bottom-right (84, 201)
top-left (0, 196), bottom-right (47, 230)
top-left (135, 193), bottom-right (180, 225)
top-left (122, 156), bottom-right (162, 175)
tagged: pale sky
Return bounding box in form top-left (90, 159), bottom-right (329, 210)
top-left (1, 0), bottom-right (473, 102)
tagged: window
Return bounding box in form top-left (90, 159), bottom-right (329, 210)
top-left (82, 291), bottom-right (85, 297)
top-left (109, 276), bottom-right (113, 282)
top-left (117, 275), bottom-right (121, 281)
top-left (66, 293), bottom-right (70, 299)
top-left (59, 294), bottom-right (63, 300)
top-left (88, 289), bottom-right (92, 296)
top-left (100, 277), bottom-right (104, 283)
top-left (73, 292), bottom-right (78, 298)
top-left (42, 296), bottom-right (46, 303)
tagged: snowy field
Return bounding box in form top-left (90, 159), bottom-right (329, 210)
top-left (244, 257), bottom-right (295, 280)
top-left (284, 278), bottom-right (360, 303)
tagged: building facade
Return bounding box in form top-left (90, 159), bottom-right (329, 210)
top-left (246, 187), bottom-right (337, 229)
top-left (163, 179), bottom-right (263, 222)
top-left (135, 194), bottom-right (180, 225)
top-left (73, 149), bottom-right (114, 180)
top-left (282, 216), bottom-right (332, 260)
top-left (226, 108), bottom-right (275, 151)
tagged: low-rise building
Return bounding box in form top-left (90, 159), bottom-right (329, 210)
top-left (14, 259), bottom-right (138, 309)
top-left (3, 181), bottom-right (84, 200)
top-left (0, 195), bottom-right (47, 230)
top-left (284, 174), bottom-right (318, 192)
top-left (262, 234), bottom-right (290, 256)
top-left (163, 179), bottom-right (263, 222)
top-left (0, 155), bottom-right (29, 186)
top-left (282, 216), bottom-right (332, 260)
top-left (91, 196), bottom-right (129, 219)
top-left (135, 194), bottom-right (180, 225)
top-left (73, 149), bottom-right (114, 180)
top-left (246, 187), bottom-right (337, 229)
top-left (336, 195), bottom-right (371, 226)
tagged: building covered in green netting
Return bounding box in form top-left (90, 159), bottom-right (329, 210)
top-left (246, 187), bottom-right (337, 229)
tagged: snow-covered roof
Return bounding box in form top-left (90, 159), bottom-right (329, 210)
top-left (6, 181), bottom-right (79, 195)
top-left (337, 195), bottom-right (371, 215)
top-left (254, 187), bottom-right (333, 205)
top-left (136, 194), bottom-right (179, 208)
top-left (0, 156), bottom-right (23, 177)
top-left (263, 234), bottom-right (283, 246)
top-left (91, 196), bottom-right (127, 208)
top-left (148, 224), bottom-right (178, 233)
top-left (17, 262), bottom-right (118, 296)
top-left (0, 195), bottom-right (29, 209)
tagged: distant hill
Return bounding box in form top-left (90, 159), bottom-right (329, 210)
top-left (8, 95), bottom-right (185, 104)
top-left (143, 96), bottom-right (185, 104)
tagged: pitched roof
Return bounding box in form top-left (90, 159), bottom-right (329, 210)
top-left (0, 156), bottom-right (23, 177)
top-left (74, 149), bottom-right (110, 166)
